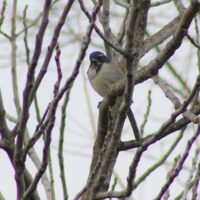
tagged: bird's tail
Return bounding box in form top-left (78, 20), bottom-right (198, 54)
top-left (127, 108), bottom-right (141, 141)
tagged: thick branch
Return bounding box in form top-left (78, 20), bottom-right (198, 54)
top-left (142, 16), bottom-right (181, 56)
top-left (136, 1), bottom-right (200, 84)
top-left (80, 1), bottom-right (150, 199)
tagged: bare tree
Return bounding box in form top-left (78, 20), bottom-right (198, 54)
top-left (0, 0), bottom-right (199, 199)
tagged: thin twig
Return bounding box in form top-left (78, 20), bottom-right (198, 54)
top-left (16, 13), bottom-right (42, 37)
top-left (0, 29), bottom-right (11, 40)
top-left (154, 126), bottom-right (200, 200)
top-left (194, 17), bottom-right (200, 72)
top-left (181, 148), bottom-right (200, 199)
top-left (30, 0), bottom-right (75, 103)
top-left (23, 5), bottom-right (30, 66)
top-left (14, 0), bottom-right (52, 141)
top-left (0, 1), bottom-right (11, 40)
top-left (151, 0), bottom-right (171, 7)
top-left (56, 45), bottom-right (70, 200)
top-left (48, 150), bottom-right (56, 200)
top-left (23, 106), bottom-right (49, 156)
top-left (54, 45), bottom-right (62, 96)
top-left (11, 0), bottom-right (21, 116)
top-left (11, 0), bottom-right (24, 198)
top-left (140, 90), bottom-right (152, 136)
top-left (185, 30), bottom-right (200, 49)
top-left (0, 0), bottom-right (6, 29)
top-left (153, 75), bottom-right (199, 124)
top-left (117, 8), bottom-right (129, 45)
top-left (58, 90), bottom-right (71, 200)
top-left (113, 0), bottom-right (129, 8)
top-left (78, 0), bottom-right (127, 56)
top-left (134, 130), bottom-right (184, 189)
top-left (23, 102), bottom-right (56, 199)
top-left (155, 75), bottom-right (200, 137)
top-left (24, 130), bottom-right (53, 200)
top-left (191, 160), bottom-right (200, 200)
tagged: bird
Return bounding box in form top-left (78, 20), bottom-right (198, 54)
top-left (87, 51), bottom-right (141, 141)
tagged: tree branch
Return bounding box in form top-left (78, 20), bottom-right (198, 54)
top-left (136, 1), bottom-right (200, 84)
top-left (23, 0), bottom-right (102, 198)
top-left (81, 1), bottom-right (150, 199)
top-left (13, 1), bottom-right (52, 198)
top-left (154, 126), bottom-right (200, 200)
top-left (79, 0), bottom-right (127, 56)
top-left (153, 75), bottom-right (199, 124)
top-left (0, 90), bottom-right (10, 138)
top-left (11, 0), bottom-right (21, 116)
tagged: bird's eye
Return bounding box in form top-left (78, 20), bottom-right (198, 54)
top-left (92, 58), bottom-right (99, 63)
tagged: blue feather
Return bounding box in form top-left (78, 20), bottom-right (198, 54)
top-left (89, 51), bottom-right (111, 62)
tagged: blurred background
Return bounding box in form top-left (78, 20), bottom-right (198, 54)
top-left (0, 0), bottom-right (199, 199)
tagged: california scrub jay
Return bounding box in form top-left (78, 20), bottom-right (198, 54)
top-left (87, 51), bottom-right (141, 141)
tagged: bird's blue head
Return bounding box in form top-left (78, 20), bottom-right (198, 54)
top-left (89, 51), bottom-right (111, 69)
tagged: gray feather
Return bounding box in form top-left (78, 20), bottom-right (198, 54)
top-left (88, 62), bottom-right (123, 97)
